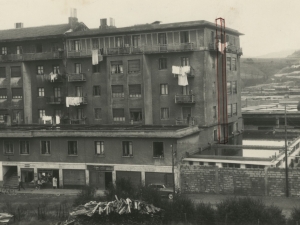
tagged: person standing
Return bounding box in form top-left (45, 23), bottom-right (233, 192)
top-left (18, 176), bottom-right (25, 191)
top-left (52, 177), bottom-right (57, 189)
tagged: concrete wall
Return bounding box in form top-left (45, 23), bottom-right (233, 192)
top-left (181, 165), bottom-right (300, 197)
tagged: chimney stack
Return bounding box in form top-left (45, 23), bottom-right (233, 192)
top-left (99, 18), bottom-right (116, 29)
top-left (69, 8), bottom-right (78, 30)
top-left (15, 23), bottom-right (23, 29)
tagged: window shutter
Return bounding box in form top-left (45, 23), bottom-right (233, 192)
top-left (12, 88), bottom-right (23, 96)
top-left (112, 85), bottom-right (123, 93)
top-left (128, 60), bottom-right (140, 73)
top-left (11, 66), bottom-right (21, 77)
top-left (0, 67), bottom-right (5, 78)
top-left (129, 85), bottom-right (141, 94)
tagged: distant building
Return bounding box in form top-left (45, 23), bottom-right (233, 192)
top-left (0, 10), bottom-right (243, 189)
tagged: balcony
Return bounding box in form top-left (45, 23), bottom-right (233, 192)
top-left (0, 51), bottom-right (62, 62)
top-left (67, 43), bottom-right (197, 58)
top-left (46, 96), bottom-right (64, 105)
top-left (45, 74), bottom-right (65, 83)
top-left (175, 94), bottom-right (195, 104)
top-left (175, 117), bottom-right (197, 126)
top-left (208, 43), bottom-right (218, 51)
top-left (173, 67), bottom-right (196, 78)
top-left (66, 97), bottom-right (88, 106)
top-left (67, 73), bottom-right (86, 82)
top-left (61, 118), bottom-right (87, 124)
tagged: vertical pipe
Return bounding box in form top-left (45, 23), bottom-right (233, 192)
top-left (285, 104), bottom-right (289, 197)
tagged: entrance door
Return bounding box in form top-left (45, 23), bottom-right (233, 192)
top-left (89, 171), bottom-right (105, 189)
top-left (182, 107), bottom-right (192, 119)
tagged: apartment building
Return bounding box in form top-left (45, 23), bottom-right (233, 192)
top-left (0, 11), bottom-right (243, 189)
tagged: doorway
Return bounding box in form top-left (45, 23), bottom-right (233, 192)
top-left (89, 171), bottom-right (112, 190)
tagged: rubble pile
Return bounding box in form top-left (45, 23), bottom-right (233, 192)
top-left (70, 195), bottom-right (162, 218)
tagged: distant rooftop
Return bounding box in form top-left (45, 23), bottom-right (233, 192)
top-left (66, 20), bottom-right (243, 38)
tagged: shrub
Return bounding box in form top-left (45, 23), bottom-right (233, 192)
top-left (287, 206), bottom-right (300, 225)
top-left (136, 185), bottom-right (162, 207)
top-left (73, 185), bottom-right (97, 206)
top-left (105, 178), bottom-right (137, 200)
top-left (194, 202), bottom-right (216, 225)
top-left (215, 197), bottom-right (285, 225)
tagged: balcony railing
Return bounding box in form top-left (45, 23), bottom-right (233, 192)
top-left (67, 73), bottom-right (86, 82)
top-left (46, 96), bottom-right (64, 104)
top-left (61, 118), bottom-right (87, 124)
top-left (45, 74), bottom-right (65, 83)
top-left (66, 97), bottom-right (88, 106)
top-left (67, 43), bottom-right (197, 58)
top-left (175, 117), bottom-right (197, 126)
top-left (175, 94), bottom-right (195, 104)
top-left (0, 51), bottom-right (62, 62)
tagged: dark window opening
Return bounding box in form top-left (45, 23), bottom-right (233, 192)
top-left (93, 86), bottom-right (101, 96)
top-left (153, 142), bottom-right (164, 158)
top-left (130, 108), bottom-right (142, 122)
top-left (122, 141), bottom-right (133, 156)
top-left (36, 44), bottom-right (43, 53)
top-left (41, 141), bottom-right (50, 154)
top-left (159, 58), bottom-right (167, 70)
top-left (129, 84), bottom-right (141, 97)
top-left (11, 66), bottom-right (21, 77)
top-left (20, 141), bottom-right (29, 154)
top-left (0, 67), bottom-right (5, 78)
top-left (12, 88), bottom-right (23, 99)
top-left (68, 141), bottom-right (77, 155)
top-left (128, 60), bottom-right (140, 73)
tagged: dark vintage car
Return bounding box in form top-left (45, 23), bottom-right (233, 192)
top-left (148, 183), bottom-right (174, 199)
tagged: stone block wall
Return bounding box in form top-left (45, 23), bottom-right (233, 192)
top-left (180, 165), bottom-right (300, 197)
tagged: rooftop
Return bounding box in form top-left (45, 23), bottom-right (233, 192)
top-left (66, 20), bottom-right (243, 38)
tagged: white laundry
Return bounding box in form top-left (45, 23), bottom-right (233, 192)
top-left (99, 51), bottom-right (103, 62)
top-left (41, 116), bottom-right (52, 124)
top-left (178, 69), bottom-right (188, 86)
top-left (172, 66), bottom-right (180, 74)
top-left (49, 72), bottom-right (58, 82)
top-left (56, 116), bottom-right (60, 124)
top-left (66, 97), bottom-right (83, 107)
top-left (182, 66), bottom-right (190, 74)
top-left (92, 49), bottom-right (98, 65)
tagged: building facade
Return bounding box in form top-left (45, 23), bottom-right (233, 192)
top-left (0, 12), bottom-right (243, 189)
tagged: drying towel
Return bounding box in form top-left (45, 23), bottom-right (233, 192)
top-left (66, 97), bottom-right (83, 107)
top-left (50, 73), bottom-right (58, 82)
top-left (92, 49), bottom-right (99, 65)
top-left (172, 66), bottom-right (180, 74)
top-left (178, 67), bottom-right (189, 86)
top-left (182, 66), bottom-right (190, 74)
top-left (56, 116), bottom-right (60, 124)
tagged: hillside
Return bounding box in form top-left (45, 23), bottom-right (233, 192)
top-left (287, 50), bottom-right (300, 58)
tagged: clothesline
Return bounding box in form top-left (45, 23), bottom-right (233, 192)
top-left (172, 65), bottom-right (190, 86)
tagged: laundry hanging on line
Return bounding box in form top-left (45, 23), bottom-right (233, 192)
top-left (49, 72), bottom-right (58, 82)
top-left (92, 49), bottom-right (98, 65)
top-left (66, 97), bottom-right (83, 107)
top-left (172, 65), bottom-right (190, 86)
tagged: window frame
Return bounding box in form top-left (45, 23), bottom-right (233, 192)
top-left (111, 61), bottom-right (123, 74)
top-left (0, 67), bottom-right (6, 78)
top-left (159, 58), bottom-right (167, 70)
top-left (95, 141), bottom-right (105, 155)
top-left (75, 63), bottom-right (82, 74)
top-left (11, 88), bottom-right (23, 99)
top-left (160, 108), bottom-right (170, 120)
top-left (111, 85), bottom-right (124, 98)
top-left (19, 141), bottom-right (30, 155)
top-left (227, 81), bottom-right (232, 94)
top-left (226, 57), bottom-right (231, 70)
top-left (38, 87), bottom-right (44, 97)
top-left (93, 86), bottom-right (101, 96)
top-left (129, 108), bottom-right (143, 122)
top-left (232, 58), bottom-right (237, 71)
top-left (39, 109), bottom-right (45, 118)
top-left (113, 108), bottom-right (125, 122)
top-left (11, 66), bottom-right (21, 78)
top-left (233, 103), bottom-right (237, 115)
top-left (68, 141), bottom-right (78, 156)
top-left (181, 57), bottom-right (190, 66)
top-left (53, 65), bottom-right (60, 74)
top-left (128, 59), bottom-right (140, 73)
top-left (232, 81), bottom-right (237, 94)
top-left (37, 65), bottom-right (44, 75)
top-left (1, 47), bottom-right (7, 55)
top-left (227, 104), bottom-right (232, 118)
top-left (0, 88), bottom-right (7, 99)
top-left (213, 106), bottom-right (217, 118)
top-left (122, 141), bottom-right (133, 157)
top-left (160, 84), bottom-right (168, 95)
top-left (153, 142), bottom-right (164, 158)
top-left (40, 140), bottom-right (51, 155)
top-left (94, 108), bottom-right (102, 119)
top-left (129, 84), bottom-right (142, 98)
top-left (4, 141), bottom-right (14, 155)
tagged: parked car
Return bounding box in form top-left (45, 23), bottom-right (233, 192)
top-left (148, 183), bottom-right (174, 199)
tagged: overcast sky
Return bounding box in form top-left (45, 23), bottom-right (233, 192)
top-left (0, 0), bottom-right (299, 57)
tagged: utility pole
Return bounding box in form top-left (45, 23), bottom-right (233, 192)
top-left (284, 104), bottom-right (289, 197)
top-left (171, 144), bottom-right (175, 197)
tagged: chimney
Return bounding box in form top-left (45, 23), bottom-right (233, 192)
top-left (69, 8), bottom-right (78, 30)
top-left (15, 23), bottom-right (23, 29)
top-left (99, 18), bottom-right (116, 29)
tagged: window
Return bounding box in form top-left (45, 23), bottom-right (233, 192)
top-left (12, 110), bottom-right (23, 123)
top-left (132, 35), bottom-right (141, 47)
top-left (160, 84), bottom-right (168, 95)
top-left (76, 108), bottom-right (84, 119)
top-left (111, 61), bottom-right (123, 74)
top-left (39, 109), bottom-right (45, 118)
top-left (130, 108), bottom-right (142, 122)
top-left (55, 109), bottom-right (61, 117)
top-left (0, 67), bottom-right (5, 78)
top-left (223, 163), bottom-right (240, 168)
top-left (212, 56), bottom-right (215, 69)
top-left (4, 141), bottom-right (13, 154)
top-left (226, 57), bottom-right (231, 70)
top-left (158, 33), bottom-right (167, 45)
top-left (181, 86), bottom-right (190, 95)
top-left (180, 31), bottom-right (189, 43)
top-left (94, 108), bottom-right (101, 119)
top-left (227, 104), bottom-right (232, 117)
top-left (54, 87), bottom-right (61, 98)
top-left (11, 66), bottom-right (21, 77)
top-left (68, 141), bottom-right (77, 155)
top-left (233, 103), bottom-right (237, 115)
top-left (1, 47), bottom-right (7, 55)
top-left (161, 108), bottom-right (169, 119)
top-left (113, 108), bottom-right (125, 121)
top-left (12, 88), bottom-right (23, 99)
top-left (235, 122), bottom-right (238, 132)
top-left (95, 141), bottom-right (104, 155)
top-left (41, 141), bottom-right (50, 154)
top-left (0, 88), bottom-right (7, 99)
top-left (232, 81), bottom-right (237, 94)
top-left (92, 38), bottom-right (99, 49)
top-left (129, 84), bottom-right (141, 97)
top-left (115, 36), bottom-right (123, 47)
top-left (159, 58), bottom-right (167, 70)
top-left (232, 58), bottom-right (236, 71)
top-left (53, 65), bottom-right (60, 74)
top-left (93, 86), bottom-right (101, 96)
top-left (72, 40), bottom-right (81, 51)
top-left (227, 82), bottom-right (232, 94)
top-left (37, 66), bottom-right (44, 75)
top-left (208, 162), bottom-right (216, 166)
top-left (153, 142), bottom-right (164, 158)
top-left (75, 86), bottom-right (83, 97)
top-left (92, 64), bottom-right (100, 73)
top-left (112, 85), bottom-right (124, 98)
top-left (128, 60), bottom-right (140, 73)
top-left (213, 129), bottom-right (218, 141)
top-left (75, 63), bottom-right (81, 74)
top-left (122, 141), bottom-right (133, 156)
top-left (38, 88), bottom-right (44, 97)
top-left (16, 46), bottom-right (22, 54)
top-left (36, 44), bottom-right (42, 53)
top-left (246, 164), bottom-right (265, 169)
top-left (181, 57), bottom-right (190, 66)
top-left (20, 141), bottom-right (29, 154)
top-left (52, 42), bottom-right (59, 52)
top-left (210, 31), bottom-right (215, 43)
top-left (213, 106), bottom-right (217, 118)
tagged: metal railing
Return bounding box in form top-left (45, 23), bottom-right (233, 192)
top-left (0, 51), bottom-right (62, 62)
top-left (175, 94), bottom-right (195, 103)
top-left (67, 73), bottom-right (86, 82)
top-left (46, 96), bottom-right (64, 104)
top-left (66, 96), bottom-right (88, 105)
top-left (67, 43), bottom-right (197, 57)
